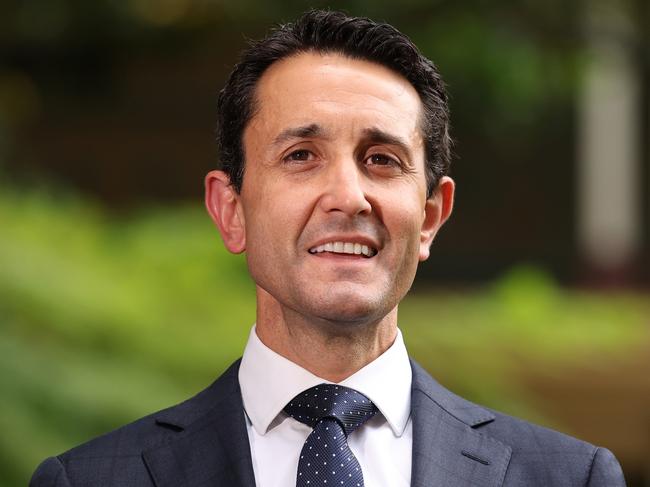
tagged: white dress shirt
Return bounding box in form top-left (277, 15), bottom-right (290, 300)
top-left (238, 325), bottom-right (412, 487)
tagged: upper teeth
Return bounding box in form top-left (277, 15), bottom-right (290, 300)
top-left (309, 241), bottom-right (377, 257)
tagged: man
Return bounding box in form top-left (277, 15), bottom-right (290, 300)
top-left (31, 10), bottom-right (625, 487)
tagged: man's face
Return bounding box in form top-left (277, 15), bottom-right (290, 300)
top-left (220, 52), bottom-right (451, 325)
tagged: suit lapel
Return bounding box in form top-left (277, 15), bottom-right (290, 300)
top-left (138, 358), bottom-right (512, 487)
top-left (142, 361), bottom-right (256, 487)
top-left (410, 361), bottom-right (512, 487)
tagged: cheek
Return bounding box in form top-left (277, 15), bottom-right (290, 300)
top-left (388, 200), bottom-right (425, 244)
top-left (243, 214), bottom-right (287, 288)
top-left (243, 182), bottom-right (313, 252)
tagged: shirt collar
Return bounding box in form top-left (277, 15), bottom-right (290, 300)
top-left (238, 325), bottom-right (412, 437)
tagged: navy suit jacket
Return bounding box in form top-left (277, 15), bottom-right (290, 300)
top-left (30, 359), bottom-right (626, 486)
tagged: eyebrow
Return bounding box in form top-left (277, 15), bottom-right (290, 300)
top-left (361, 127), bottom-right (414, 163)
top-left (272, 123), bottom-right (327, 147)
top-left (271, 124), bottom-right (414, 163)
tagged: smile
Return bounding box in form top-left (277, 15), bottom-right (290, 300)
top-left (308, 241), bottom-right (377, 257)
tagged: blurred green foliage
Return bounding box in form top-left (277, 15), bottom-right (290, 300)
top-left (1, 185), bottom-right (648, 486)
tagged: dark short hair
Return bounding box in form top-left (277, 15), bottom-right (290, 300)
top-left (216, 9), bottom-right (451, 197)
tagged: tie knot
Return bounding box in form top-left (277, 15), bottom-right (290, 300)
top-left (284, 384), bottom-right (378, 436)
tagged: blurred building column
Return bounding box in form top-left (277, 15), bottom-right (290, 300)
top-left (577, 0), bottom-right (642, 282)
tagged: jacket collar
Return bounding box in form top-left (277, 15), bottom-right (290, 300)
top-left (142, 359), bottom-right (511, 487)
top-left (410, 360), bottom-right (512, 487)
top-left (142, 360), bottom-right (256, 487)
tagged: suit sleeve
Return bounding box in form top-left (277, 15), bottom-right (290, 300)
top-left (30, 457), bottom-right (73, 487)
top-left (586, 447), bottom-right (626, 487)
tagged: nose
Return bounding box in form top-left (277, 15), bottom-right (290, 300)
top-left (318, 158), bottom-right (372, 216)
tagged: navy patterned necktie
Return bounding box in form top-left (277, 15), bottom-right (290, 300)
top-left (284, 384), bottom-right (378, 487)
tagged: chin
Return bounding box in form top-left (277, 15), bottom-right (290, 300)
top-left (306, 292), bottom-right (391, 326)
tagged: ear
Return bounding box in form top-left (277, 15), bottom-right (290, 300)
top-left (419, 176), bottom-right (455, 261)
top-left (205, 170), bottom-right (246, 254)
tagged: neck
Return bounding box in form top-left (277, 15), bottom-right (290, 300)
top-left (254, 287), bottom-right (398, 383)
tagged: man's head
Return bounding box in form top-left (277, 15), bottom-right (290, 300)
top-left (206, 10), bottom-right (454, 330)
top-left (216, 9), bottom-right (452, 198)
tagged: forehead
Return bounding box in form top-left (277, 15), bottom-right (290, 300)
top-left (246, 51), bottom-right (423, 146)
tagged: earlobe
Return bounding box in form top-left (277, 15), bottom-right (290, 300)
top-left (419, 176), bottom-right (455, 261)
top-left (205, 170), bottom-right (246, 254)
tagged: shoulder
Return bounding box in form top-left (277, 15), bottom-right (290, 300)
top-left (30, 360), bottom-right (242, 487)
top-left (409, 360), bottom-right (626, 486)
top-left (30, 410), bottom-right (166, 487)
top-left (483, 409), bottom-right (625, 486)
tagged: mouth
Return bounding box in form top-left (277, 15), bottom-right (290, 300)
top-left (308, 241), bottom-right (378, 258)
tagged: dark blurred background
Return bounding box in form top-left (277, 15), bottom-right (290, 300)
top-left (1, 0), bottom-right (649, 485)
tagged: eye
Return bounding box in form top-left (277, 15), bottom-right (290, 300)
top-left (284, 149), bottom-right (314, 163)
top-left (365, 153), bottom-right (399, 167)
